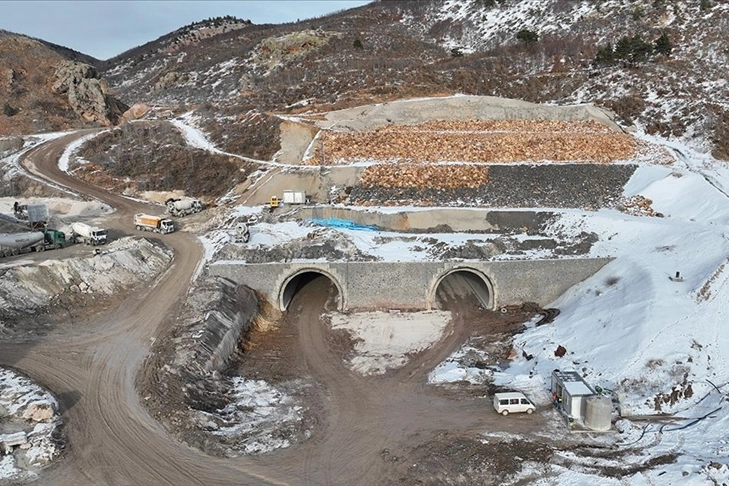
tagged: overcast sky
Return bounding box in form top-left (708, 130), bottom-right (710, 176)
top-left (0, 1), bottom-right (372, 60)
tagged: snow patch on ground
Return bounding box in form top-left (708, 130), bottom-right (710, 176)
top-left (58, 132), bottom-right (101, 173)
top-left (330, 310), bottom-right (451, 375)
top-left (197, 377), bottom-right (305, 456)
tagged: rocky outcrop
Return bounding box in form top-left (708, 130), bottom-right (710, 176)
top-left (52, 60), bottom-right (128, 126)
top-left (154, 71), bottom-right (189, 92)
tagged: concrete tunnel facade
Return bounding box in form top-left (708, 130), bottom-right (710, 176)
top-left (209, 258), bottom-right (612, 312)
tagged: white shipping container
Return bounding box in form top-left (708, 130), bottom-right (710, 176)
top-left (282, 190), bottom-right (306, 204)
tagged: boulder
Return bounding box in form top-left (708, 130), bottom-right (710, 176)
top-left (122, 103), bottom-right (150, 121)
top-left (0, 136), bottom-right (23, 154)
top-left (22, 400), bottom-right (56, 422)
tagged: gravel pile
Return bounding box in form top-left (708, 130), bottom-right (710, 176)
top-left (349, 164), bottom-right (637, 209)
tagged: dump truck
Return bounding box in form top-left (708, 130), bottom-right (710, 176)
top-left (134, 214), bottom-right (175, 234)
top-left (0, 229), bottom-right (66, 257)
top-left (70, 222), bottom-right (108, 246)
top-left (165, 197), bottom-right (203, 217)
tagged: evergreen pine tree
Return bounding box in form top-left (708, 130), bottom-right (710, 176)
top-left (594, 43), bottom-right (615, 66)
top-left (654, 31), bottom-right (673, 56)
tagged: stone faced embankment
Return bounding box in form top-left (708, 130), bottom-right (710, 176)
top-left (209, 258), bottom-right (611, 311)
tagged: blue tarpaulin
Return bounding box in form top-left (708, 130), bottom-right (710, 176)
top-left (308, 218), bottom-right (377, 231)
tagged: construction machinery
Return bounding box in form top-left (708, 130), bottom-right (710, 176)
top-left (134, 214), bottom-right (175, 234)
top-left (13, 202), bottom-right (49, 229)
top-left (0, 229), bottom-right (66, 257)
top-left (165, 197), bottom-right (203, 217)
top-left (70, 222), bottom-right (108, 245)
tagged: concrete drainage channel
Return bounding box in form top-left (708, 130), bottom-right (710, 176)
top-left (290, 207), bottom-right (558, 233)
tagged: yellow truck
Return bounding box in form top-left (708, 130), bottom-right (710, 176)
top-left (134, 213), bottom-right (175, 234)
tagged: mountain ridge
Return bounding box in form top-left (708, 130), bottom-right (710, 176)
top-left (1, 0), bottom-right (728, 158)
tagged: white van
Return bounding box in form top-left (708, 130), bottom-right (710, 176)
top-left (493, 392), bottom-right (536, 415)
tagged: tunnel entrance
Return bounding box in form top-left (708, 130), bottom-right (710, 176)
top-left (280, 270), bottom-right (343, 311)
top-left (433, 269), bottom-right (493, 311)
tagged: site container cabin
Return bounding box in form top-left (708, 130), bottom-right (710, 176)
top-left (550, 369), bottom-right (596, 420)
top-left (282, 190), bottom-right (306, 205)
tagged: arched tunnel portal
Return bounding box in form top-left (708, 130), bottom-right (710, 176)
top-left (430, 267), bottom-right (494, 311)
top-left (279, 268), bottom-right (345, 311)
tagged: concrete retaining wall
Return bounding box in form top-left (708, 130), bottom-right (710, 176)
top-left (209, 258), bottom-right (611, 311)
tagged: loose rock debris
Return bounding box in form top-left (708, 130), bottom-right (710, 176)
top-left (0, 368), bottom-right (62, 482)
top-left (306, 119), bottom-right (637, 170)
top-left (617, 195), bottom-right (660, 217)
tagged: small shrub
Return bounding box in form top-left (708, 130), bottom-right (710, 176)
top-left (516, 29), bottom-right (539, 45)
top-left (2, 103), bottom-right (18, 117)
top-left (604, 276), bottom-right (620, 287)
top-left (593, 43), bottom-right (615, 66)
top-left (654, 31), bottom-right (672, 57)
top-left (646, 358), bottom-right (665, 369)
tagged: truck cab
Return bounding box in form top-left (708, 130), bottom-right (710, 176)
top-left (44, 229), bottom-right (66, 248)
top-left (160, 219), bottom-right (175, 234)
top-left (91, 228), bottom-right (107, 245)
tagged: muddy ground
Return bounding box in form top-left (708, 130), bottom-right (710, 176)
top-left (137, 271), bottom-right (667, 485)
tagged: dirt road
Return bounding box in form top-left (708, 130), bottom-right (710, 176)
top-left (0, 132), bottom-right (552, 485)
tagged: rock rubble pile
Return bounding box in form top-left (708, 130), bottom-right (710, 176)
top-left (0, 368), bottom-right (62, 481)
top-left (307, 119), bottom-right (635, 168)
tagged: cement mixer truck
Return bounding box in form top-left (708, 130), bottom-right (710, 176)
top-left (0, 229), bottom-right (66, 257)
top-left (165, 197), bottom-right (203, 217)
top-left (70, 222), bottom-right (108, 246)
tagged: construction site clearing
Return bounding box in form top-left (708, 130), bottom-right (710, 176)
top-left (2, 96), bottom-right (723, 485)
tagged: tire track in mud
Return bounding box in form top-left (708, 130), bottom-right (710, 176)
top-left (274, 275), bottom-right (542, 486)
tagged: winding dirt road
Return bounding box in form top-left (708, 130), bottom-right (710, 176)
top-left (1, 132), bottom-right (546, 485)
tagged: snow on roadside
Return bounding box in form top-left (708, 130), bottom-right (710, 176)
top-left (0, 132), bottom-right (77, 197)
top-left (429, 343), bottom-right (495, 385)
top-left (330, 310), bottom-right (451, 375)
top-left (58, 131), bottom-right (103, 173)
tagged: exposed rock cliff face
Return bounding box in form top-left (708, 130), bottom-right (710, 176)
top-left (52, 61), bottom-right (128, 126)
